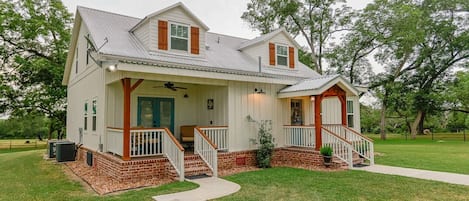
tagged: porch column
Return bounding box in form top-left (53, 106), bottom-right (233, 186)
top-left (121, 78), bottom-right (143, 161)
top-left (122, 78), bottom-right (131, 161)
top-left (338, 94), bottom-right (347, 126)
top-left (314, 95), bottom-right (323, 151)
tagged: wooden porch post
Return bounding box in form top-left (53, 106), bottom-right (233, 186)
top-left (121, 78), bottom-right (143, 161)
top-left (338, 95), bottom-right (347, 126)
top-left (122, 78), bottom-right (131, 161)
top-left (314, 95), bottom-right (323, 151)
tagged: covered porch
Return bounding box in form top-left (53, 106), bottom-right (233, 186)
top-left (103, 75), bottom-right (230, 177)
top-left (279, 75), bottom-right (374, 167)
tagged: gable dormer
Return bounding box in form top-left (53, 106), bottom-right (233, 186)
top-left (239, 28), bottom-right (300, 69)
top-left (131, 2), bottom-right (209, 57)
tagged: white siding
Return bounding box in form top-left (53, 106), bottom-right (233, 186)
top-left (242, 32), bottom-right (298, 69)
top-left (227, 81), bottom-right (286, 151)
top-left (66, 22), bottom-right (105, 151)
top-left (133, 21), bottom-right (150, 50)
top-left (105, 79), bottom-right (228, 141)
top-left (147, 6), bottom-right (207, 57)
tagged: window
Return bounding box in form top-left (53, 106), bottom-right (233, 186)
top-left (170, 23), bottom-right (189, 51)
top-left (291, 99), bottom-right (303, 125)
top-left (92, 99), bottom-right (97, 131)
top-left (84, 101), bottom-right (88, 131)
top-left (347, 100), bottom-right (354, 128)
top-left (276, 45), bottom-right (288, 66)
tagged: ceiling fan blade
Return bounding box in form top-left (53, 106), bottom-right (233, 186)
top-left (174, 87), bottom-right (187, 90)
top-left (169, 87), bottom-right (177, 91)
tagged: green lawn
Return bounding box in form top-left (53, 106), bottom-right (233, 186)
top-left (0, 150), bottom-right (197, 201)
top-left (368, 133), bottom-right (469, 174)
top-left (0, 139), bottom-right (47, 153)
top-left (217, 167), bottom-right (469, 201)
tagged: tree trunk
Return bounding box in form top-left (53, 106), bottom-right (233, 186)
top-left (47, 123), bottom-right (53, 140)
top-left (418, 111), bottom-right (426, 134)
top-left (411, 110), bottom-right (424, 139)
top-left (380, 104), bottom-right (387, 140)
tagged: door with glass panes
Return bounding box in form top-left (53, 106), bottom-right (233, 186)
top-left (137, 97), bottom-right (175, 133)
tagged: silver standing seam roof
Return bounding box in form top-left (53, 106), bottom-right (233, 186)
top-left (73, 5), bottom-right (358, 95)
top-left (77, 6), bottom-right (319, 80)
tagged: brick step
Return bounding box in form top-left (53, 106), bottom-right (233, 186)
top-left (183, 154), bottom-right (212, 177)
top-left (185, 165), bottom-right (212, 177)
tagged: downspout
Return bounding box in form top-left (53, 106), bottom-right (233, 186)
top-left (258, 56), bottom-right (262, 73)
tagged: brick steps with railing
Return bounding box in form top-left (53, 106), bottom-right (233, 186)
top-left (184, 154), bottom-right (212, 177)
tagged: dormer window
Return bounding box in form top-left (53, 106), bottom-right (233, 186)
top-left (276, 45), bottom-right (288, 66)
top-left (170, 23), bottom-right (189, 51)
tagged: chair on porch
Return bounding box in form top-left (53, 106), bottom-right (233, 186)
top-left (180, 125), bottom-right (196, 150)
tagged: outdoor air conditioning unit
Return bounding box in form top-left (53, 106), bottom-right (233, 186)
top-left (56, 141), bottom-right (76, 162)
top-left (48, 140), bottom-right (58, 158)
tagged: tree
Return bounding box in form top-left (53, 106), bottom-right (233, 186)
top-left (0, 0), bottom-right (72, 139)
top-left (242, 0), bottom-right (353, 73)
top-left (357, 0), bottom-right (469, 139)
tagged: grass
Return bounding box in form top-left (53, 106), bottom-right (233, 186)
top-left (367, 133), bottom-right (469, 174)
top-left (217, 167), bottom-right (469, 201)
top-left (0, 150), bottom-right (198, 201)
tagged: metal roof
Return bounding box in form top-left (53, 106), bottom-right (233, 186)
top-left (237, 28), bottom-right (301, 50)
top-left (278, 74), bottom-right (359, 98)
top-left (75, 6), bottom-right (319, 80)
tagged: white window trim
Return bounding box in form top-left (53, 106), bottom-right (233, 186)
top-left (275, 44), bottom-right (289, 67)
top-left (84, 100), bottom-right (88, 133)
top-left (169, 22), bottom-right (190, 53)
top-left (91, 98), bottom-right (97, 134)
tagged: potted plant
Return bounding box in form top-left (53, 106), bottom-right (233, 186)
top-left (320, 146), bottom-right (333, 167)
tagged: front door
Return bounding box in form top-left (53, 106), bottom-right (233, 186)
top-left (137, 97), bottom-right (175, 133)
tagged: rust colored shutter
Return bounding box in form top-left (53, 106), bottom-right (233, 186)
top-left (269, 43), bottom-right (275, 65)
top-left (289, 47), bottom-right (295, 68)
top-left (191, 27), bottom-right (199, 54)
top-left (158, 20), bottom-right (168, 50)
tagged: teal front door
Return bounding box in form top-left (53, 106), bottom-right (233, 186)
top-left (137, 97), bottom-right (175, 133)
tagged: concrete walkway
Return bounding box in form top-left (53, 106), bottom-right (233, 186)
top-left (356, 165), bottom-right (469, 186)
top-left (153, 177), bottom-right (241, 201)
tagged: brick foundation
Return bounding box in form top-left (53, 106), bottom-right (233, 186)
top-left (76, 147), bottom-right (178, 183)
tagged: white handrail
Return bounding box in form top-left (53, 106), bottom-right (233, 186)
top-left (200, 126), bottom-right (229, 151)
top-left (194, 127), bottom-right (218, 177)
top-left (323, 124), bottom-right (374, 165)
top-left (321, 127), bottom-right (353, 168)
top-left (283, 125), bottom-right (315, 148)
top-left (161, 128), bottom-right (185, 181)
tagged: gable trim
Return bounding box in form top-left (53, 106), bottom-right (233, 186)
top-left (130, 2), bottom-right (209, 32)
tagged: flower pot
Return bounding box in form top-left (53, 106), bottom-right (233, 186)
top-left (323, 155), bottom-right (332, 167)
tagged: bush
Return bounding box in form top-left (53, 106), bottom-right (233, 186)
top-left (256, 120), bottom-right (274, 168)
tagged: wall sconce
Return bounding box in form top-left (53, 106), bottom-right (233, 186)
top-left (310, 96), bottom-right (315, 101)
top-left (254, 88), bottom-right (265, 94)
top-left (183, 93), bottom-right (189, 98)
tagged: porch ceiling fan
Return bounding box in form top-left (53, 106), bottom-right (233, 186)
top-left (153, 82), bottom-right (187, 91)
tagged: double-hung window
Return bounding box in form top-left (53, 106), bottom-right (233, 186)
top-left (276, 45), bottom-right (288, 66)
top-left (92, 99), bottom-right (97, 131)
top-left (170, 23), bottom-right (189, 51)
top-left (347, 100), bottom-right (354, 128)
top-left (84, 101), bottom-right (88, 131)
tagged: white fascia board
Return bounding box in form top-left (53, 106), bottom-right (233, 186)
top-left (111, 63), bottom-right (298, 85)
top-left (277, 89), bottom-right (321, 98)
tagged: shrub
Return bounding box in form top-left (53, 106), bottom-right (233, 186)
top-left (256, 120), bottom-right (274, 168)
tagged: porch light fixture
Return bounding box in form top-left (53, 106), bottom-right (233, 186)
top-left (254, 88), bottom-right (265, 94)
top-left (183, 93), bottom-right (189, 98)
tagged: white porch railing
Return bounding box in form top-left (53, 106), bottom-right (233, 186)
top-left (283, 125), bottom-right (316, 148)
top-left (194, 127), bottom-right (218, 177)
top-left (323, 124), bottom-right (374, 165)
top-left (161, 128), bottom-right (185, 181)
top-left (107, 128), bottom-right (123, 156)
top-left (106, 127), bottom-right (185, 181)
top-left (200, 126), bottom-right (229, 151)
top-left (130, 129), bottom-right (163, 157)
top-left (321, 127), bottom-right (353, 168)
